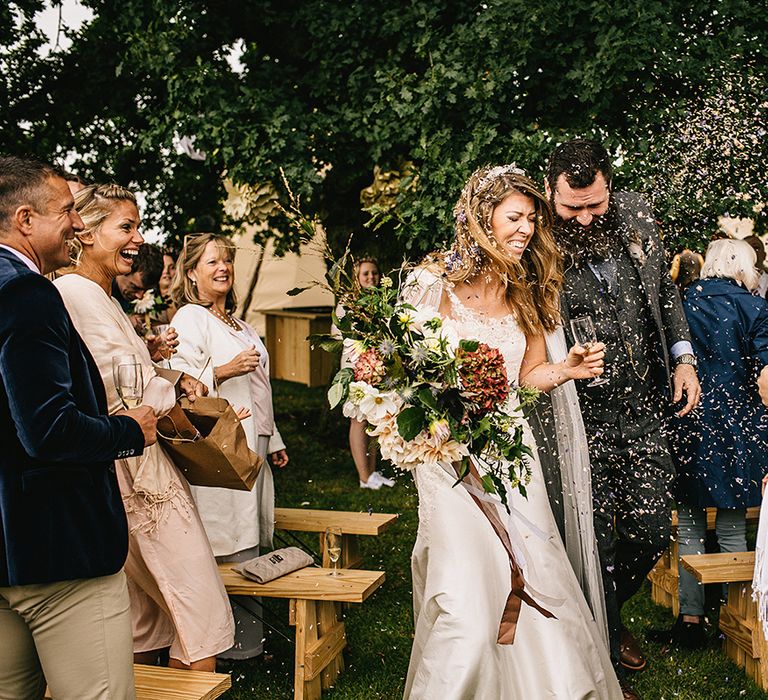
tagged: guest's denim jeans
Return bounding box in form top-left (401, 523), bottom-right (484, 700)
top-left (677, 505), bottom-right (747, 616)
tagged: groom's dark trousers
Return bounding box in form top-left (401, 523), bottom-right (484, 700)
top-left (583, 394), bottom-right (673, 679)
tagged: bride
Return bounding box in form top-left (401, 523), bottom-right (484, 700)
top-left (402, 165), bottom-right (621, 699)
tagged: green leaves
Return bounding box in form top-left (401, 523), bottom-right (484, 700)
top-left (458, 339), bottom-right (479, 353)
top-left (286, 286), bottom-right (310, 296)
top-left (396, 406), bottom-right (427, 441)
top-left (309, 333), bottom-right (343, 354)
top-left (327, 368), bottom-right (354, 410)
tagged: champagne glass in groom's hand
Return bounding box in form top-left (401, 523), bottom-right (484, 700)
top-left (569, 316), bottom-right (609, 387)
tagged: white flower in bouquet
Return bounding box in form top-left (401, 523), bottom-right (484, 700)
top-left (132, 289), bottom-right (156, 314)
top-left (341, 381), bottom-right (368, 421)
top-left (342, 401), bottom-right (363, 421)
top-left (419, 336), bottom-right (442, 353)
top-left (357, 386), bottom-right (402, 424)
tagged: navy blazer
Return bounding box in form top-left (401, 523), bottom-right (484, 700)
top-left (0, 248), bottom-right (144, 586)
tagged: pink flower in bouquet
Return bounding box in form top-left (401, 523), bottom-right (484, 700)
top-left (457, 343), bottom-right (509, 415)
top-left (354, 348), bottom-right (386, 385)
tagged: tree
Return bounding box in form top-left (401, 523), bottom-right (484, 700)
top-left (2, 0), bottom-right (766, 259)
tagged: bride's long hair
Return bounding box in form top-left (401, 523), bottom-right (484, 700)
top-left (444, 165), bottom-right (563, 336)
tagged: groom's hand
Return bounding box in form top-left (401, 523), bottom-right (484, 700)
top-left (673, 364), bottom-right (700, 417)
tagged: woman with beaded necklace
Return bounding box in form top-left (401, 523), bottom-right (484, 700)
top-left (170, 233), bottom-right (288, 660)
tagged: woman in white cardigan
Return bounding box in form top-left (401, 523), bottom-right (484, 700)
top-left (170, 233), bottom-right (288, 660)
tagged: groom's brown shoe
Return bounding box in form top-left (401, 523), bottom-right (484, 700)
top-left (620, 679), bottom-right (642, 700)
top-left (620, 627), bottom-right (647, 671)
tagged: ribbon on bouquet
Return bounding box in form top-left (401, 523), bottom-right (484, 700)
top-left (457, 459), bottom-right (558, 645)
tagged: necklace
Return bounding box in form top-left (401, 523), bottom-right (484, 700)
top-left (208, 305), bottom-right (241, 332)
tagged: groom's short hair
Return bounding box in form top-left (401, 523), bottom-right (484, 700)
top-left (546, 139), bottom-right (613, 193)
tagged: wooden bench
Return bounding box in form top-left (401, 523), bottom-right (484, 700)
top-left (648, 506), bottom-right (760, 615)
top-left (274, 507), bottom-right (398, 568)
top-left (681, 552), bottom-right (767, 690)
top-left (45, 664), bottom-right (231, 700)
top-left (219, 562), bottom-right (385, 700)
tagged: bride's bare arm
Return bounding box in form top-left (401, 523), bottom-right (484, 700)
top-left (519, 334), bottom-right (605, 392)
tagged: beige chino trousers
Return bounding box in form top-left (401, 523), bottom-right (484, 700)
top-left (0, 570), bottom-right (135, 700)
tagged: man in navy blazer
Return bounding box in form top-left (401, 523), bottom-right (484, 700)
top-left (0, 156), bottom-right (157, 700)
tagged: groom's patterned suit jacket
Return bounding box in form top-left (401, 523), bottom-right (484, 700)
top-left (558, 191), bottom-right (691, 423)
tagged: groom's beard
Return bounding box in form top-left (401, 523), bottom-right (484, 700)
top-left (552, 199), bottom-right (619, 263)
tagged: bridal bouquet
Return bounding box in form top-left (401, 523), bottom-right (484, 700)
top-left (319, 274), bottom-right (538, 508)
top-left (276, 170), bottom-right (536, 507)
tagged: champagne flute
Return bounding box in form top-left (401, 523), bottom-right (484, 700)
top-left (325, 526), bottom-right (343, 576)
top-left (115, 363), bottom-right (144, 409)
top-left (112, 354), bottom-right (138, 389)
top-left (153, 323), bottom-right (173, 367)
top-left (569, 315), bottom-right (608, 387)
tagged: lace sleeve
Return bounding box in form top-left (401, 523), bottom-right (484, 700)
top-left (400, 266), bottom-right (444, 312)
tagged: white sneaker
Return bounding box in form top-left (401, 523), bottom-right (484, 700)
top-left (360, 471), bottom-right (395, 489)
top-left (373, 471), bottom-right (395, 487)
top-left (360, 472), bottom-right (383, 490)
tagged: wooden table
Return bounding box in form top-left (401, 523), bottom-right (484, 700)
top-left (274, 507), bottom-right (399, 568)
top-left (219, 564), bottom-right (385, 700)
top-left (681, 551), bottom-right (766, 690)
top-left (264, 310), bottom-right (335, 387)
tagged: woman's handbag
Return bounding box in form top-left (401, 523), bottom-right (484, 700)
top-left (157, 396), bottom-right (262, 490)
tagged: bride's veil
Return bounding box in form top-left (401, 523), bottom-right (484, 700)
top-left (545, 329), bottom-right (609, 648)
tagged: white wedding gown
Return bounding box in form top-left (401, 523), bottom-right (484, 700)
top-left (404, 278), bottom-right (621, 700)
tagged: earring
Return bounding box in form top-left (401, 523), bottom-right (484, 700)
top-left (191, 279), bottom-right (197, 286)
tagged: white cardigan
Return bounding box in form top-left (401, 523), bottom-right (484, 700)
top-left (171, 303), bottom-right (285, 554)
top-left (171, 304), bottom-right (284, 452)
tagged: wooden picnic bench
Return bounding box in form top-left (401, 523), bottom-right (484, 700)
top-left (274, 507), bottom-right (398, 568)
top-left (681, 551), bottom-right (767, 690)
top-left (219, 562), bottom-right (385, 700)
top-left (45, 664), bottom-right (231, 700)
top-left (648, 506), bottom-right (760, 615)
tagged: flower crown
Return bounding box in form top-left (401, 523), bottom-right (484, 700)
top-left (478, 163), bottom-right (526, 189)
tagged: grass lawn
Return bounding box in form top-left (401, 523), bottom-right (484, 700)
top-left (220, 380), bottom-right (768, 699)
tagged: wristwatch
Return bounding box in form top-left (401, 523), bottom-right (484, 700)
top-left (675, 353), bottom-right (697, 368)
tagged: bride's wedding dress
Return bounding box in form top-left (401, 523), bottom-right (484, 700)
top-left (403, 272), bottom-right (621, 699)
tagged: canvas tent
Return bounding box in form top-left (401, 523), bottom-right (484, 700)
top-left (233, 225), bottom-right (333, 336)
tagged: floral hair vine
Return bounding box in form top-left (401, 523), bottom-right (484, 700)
top-left (478, 163), bottom-right (527, 189)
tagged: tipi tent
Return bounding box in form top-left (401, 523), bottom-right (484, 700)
top-left (233, 225), bottom-right (333, 336)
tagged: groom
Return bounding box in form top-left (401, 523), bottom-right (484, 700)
top-left (546, 139), bottom-right (700, 699)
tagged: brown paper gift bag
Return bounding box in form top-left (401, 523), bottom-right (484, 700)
top-left (158, 396), bottom-right (262, 491)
